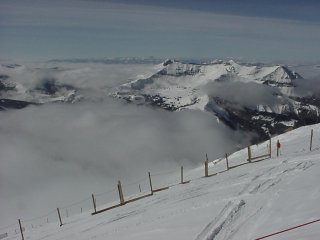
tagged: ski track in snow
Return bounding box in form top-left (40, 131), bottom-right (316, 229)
top-left (195, 200), bottom-right (246, 240)
top-left (194, 145), bottom-right (318, 240)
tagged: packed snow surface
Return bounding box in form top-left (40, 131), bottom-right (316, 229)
top-left (1, 124), bottom-right (320, 239)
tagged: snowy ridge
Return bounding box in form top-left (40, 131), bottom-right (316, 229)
top-left (114, 59), bottom-right (302, 111)
top-left (1, 61), bottom-right (319, 140)
top-left (1, 123), bottom-right (320, 239)
top-left (114, 60), bottom-right (320, 140)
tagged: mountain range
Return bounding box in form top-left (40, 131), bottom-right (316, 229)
top-left (114, 59), bottom-right (320, 141)
top-left (1, 60), bottom-right (320, 142)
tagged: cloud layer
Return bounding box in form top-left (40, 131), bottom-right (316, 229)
top-left (0, 93), bottom-right (250, 226)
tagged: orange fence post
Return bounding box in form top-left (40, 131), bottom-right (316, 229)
top-left (247, 146), bottom-right (252, 162)
top-left (117, 181), bottom-right (125, 205)
top-left (204, 154), bottom-right (209, 177)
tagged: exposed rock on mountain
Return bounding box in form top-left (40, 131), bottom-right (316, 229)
top-left (114, 60), bottom-right (320, 141)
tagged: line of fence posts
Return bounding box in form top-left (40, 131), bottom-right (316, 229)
top-left (43, 168), bottom-right (186, 225)
top-left (0, 165), bottom-right (207, 236)
top-left (6, 141), bottom-right (273, 234)
top-left (205, 145), bottom-right (271, 175)
top-left (88, 132), bottom-right (318, 216)
top-left (204, 153), bottom-right (230, 176)
top-left (12, 137), bottom-right (279, 234)
top-left (10, 134), bottom-right (309, 235)
top-left (248, 138), bottom-right (272, 162)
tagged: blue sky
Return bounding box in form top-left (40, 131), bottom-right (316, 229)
top-left (0, 0), bottom-right (319, 61)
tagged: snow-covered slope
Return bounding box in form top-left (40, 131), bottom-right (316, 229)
top-left (2, 123), bottom-right (320, 239)
top-left (114, 60), bottom-right (320, 140)
top-left (114, 59), bottom-right (301, 110)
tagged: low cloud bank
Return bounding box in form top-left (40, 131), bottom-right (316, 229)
top-left (0, 98), bottom-right (250, 225)
top-left (203, 80), bottom-right (285, 109)
top-left (203, 76), bottom-right (320, 111)
top-left (293, 76), bottom-right (320, 97)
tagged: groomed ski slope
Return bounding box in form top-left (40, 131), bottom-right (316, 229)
top-left (5, 124), bottom-right (320, 240)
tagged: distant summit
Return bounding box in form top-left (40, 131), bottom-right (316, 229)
top-left (163, 59), bottom-right (176, 66)
top-left (114, 59), bottom-right (319, 141)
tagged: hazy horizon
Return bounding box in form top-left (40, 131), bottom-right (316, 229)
top-left (1, 0), bottom-right (320, 62)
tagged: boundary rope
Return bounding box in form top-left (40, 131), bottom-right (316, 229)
top-left (255, 219), bottom-right (320, 240)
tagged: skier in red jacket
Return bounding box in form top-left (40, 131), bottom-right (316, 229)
top-left (277, 141), bottom-right (281, 149)
top-left (276, 140), bottom-right (281, 156)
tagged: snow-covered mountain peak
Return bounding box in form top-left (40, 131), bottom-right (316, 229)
top-left (152, 60), bottom-right (301, 84)
top-left (114, 60), bottom-right (319, 141)
top-left (114, 60), bottom-right (303, 109)
top-left (261, 65), bottom-right (302, 85)
top-left (162, 59), bottom-right (176, 66)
